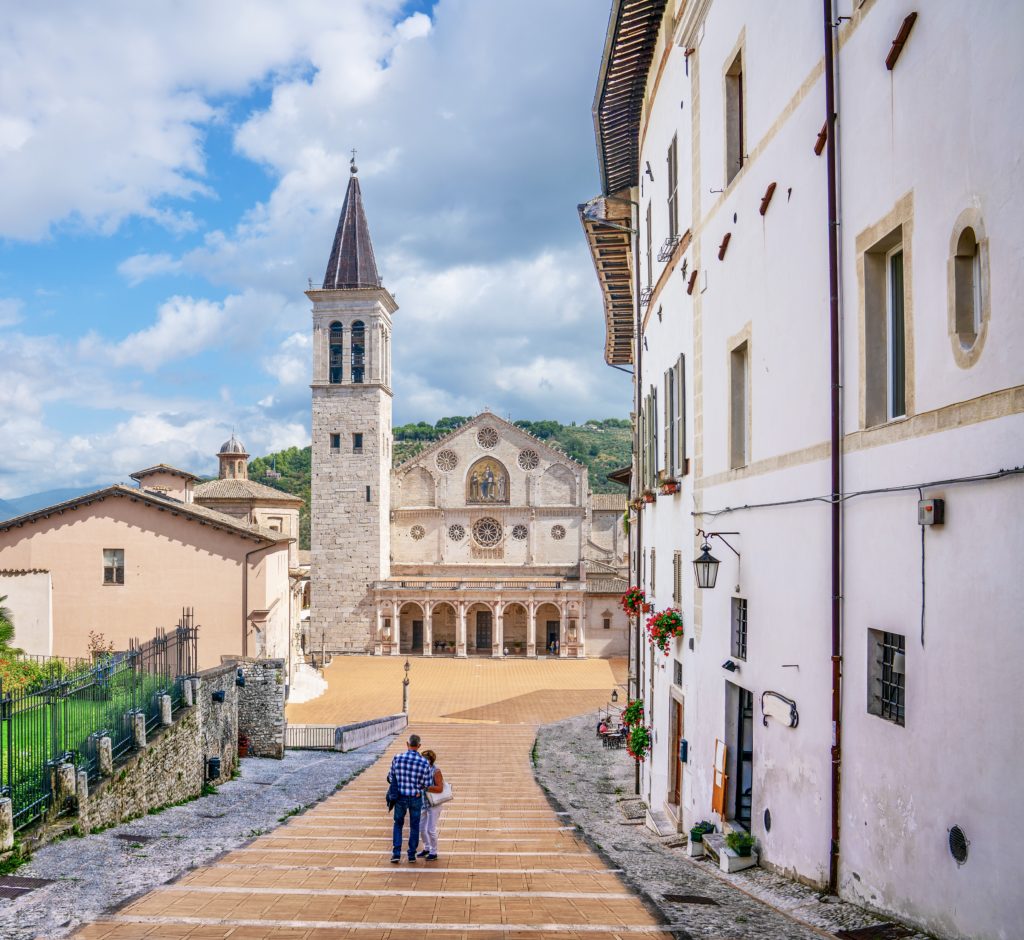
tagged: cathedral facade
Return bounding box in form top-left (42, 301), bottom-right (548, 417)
top-left (309, 163), bottom-right (628, 658)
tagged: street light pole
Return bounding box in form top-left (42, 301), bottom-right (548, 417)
top-left (402, 657), bottom-right (410, 714)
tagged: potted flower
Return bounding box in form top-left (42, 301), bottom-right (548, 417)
top-left (629, 497), bottom-right (644, 512)
top-left (641, 489), bottom-right (656, 504)
top-left (625, 725), bottom-right (651, 762)
top-left (726, 830), bottom-right (756, 857)
top-left (621, 698), bottom-right (644, 727)
top-left (689, 820), bottom-right (714, 843)
top-left (659, 479), bottom-right (680, 495)
top-left (645, 608), bottom-right (684, 655)
top-left (620, 587), bottom-right (647, 616)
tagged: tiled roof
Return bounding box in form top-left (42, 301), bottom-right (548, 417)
top-left (0, 568), bottom-right (50, 575)
top-left (322, 165), bottom-right (381, 290)
top-left (193, 478), bottom-right (303, 504)
top-left (591, 493), bottom-right (628, 511)
top-left (587, 576), bottom-right (629, 594)
top-left (130, 464), bottom-right (201, 483)
top-left (0, 485), bottom-right (288, 544)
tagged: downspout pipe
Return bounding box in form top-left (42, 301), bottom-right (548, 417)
top-left (633, 197), bottom-right (643, 798)
top-left (822, 0), bottom-right (844, 895)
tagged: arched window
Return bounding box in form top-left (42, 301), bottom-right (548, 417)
top-left (954, 227), bottom-right (981, 349)
top-left (351, 320), bottom-right (365, 384)
top-left (329, 321), bottom-right (343, 384)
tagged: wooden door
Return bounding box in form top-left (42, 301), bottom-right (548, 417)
top-left (670, 699), bottom-right (683, 805)
top-left (475, 610), bottom-right (492, 649)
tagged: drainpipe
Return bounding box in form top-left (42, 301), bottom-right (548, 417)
top-left (633, 197), bottom-right (643, 798)
top-left (822, 0), bottom-right (844, 895)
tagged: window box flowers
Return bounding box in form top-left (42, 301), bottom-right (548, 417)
top-left (646, 608), bottom-right (684, 655)
top-left (641, 489), bottom-right (656, 504)
top-left (620, 587), bottom-right (647, 616)
top-left (621, 698), bottom-right (645, 727)
top-left (659, 480), bottom-right (680, 496)
top-left (625, 724), bottom-right (651, 762)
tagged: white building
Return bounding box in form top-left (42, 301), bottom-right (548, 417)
top-left (581, 2), bottom-right (1024, 938)
top-left (309, 160), bottom-right (630, 659)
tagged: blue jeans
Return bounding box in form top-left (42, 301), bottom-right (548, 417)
top-left (392, 794), bottom-right (422, 857)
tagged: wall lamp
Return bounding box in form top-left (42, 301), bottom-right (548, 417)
top-left (611, 689), bottom-right (619, 703)
top-left (693, 529), bottom-right (741, 589)
top-left (722, 659), bottom-right (740, 672)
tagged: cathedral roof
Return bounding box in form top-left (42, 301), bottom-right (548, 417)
top-left (322, 163), bottom-right (381, 290)
top-left (194, 478), bottom-right (303, 505)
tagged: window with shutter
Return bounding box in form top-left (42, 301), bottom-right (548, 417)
top-left (673, 551), bottom-right (682, 605)
top-left (675, 354), bottom-right (686, 475)
top-left (664, 368), bottom-right (674, 475)
top-left (650, 387), bottom-right (659, 488)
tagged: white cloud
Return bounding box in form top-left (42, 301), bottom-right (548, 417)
top-left (117, 253), bottom-right (183, 286)
top-left (263, 332), bottom-right (312, 387)
top-left (0, 298), bottom-right (23, 327)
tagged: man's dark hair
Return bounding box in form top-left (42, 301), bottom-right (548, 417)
top-left (407, 734), bottom-right (421, 748)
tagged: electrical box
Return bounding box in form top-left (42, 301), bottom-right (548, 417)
top-left (918, 497), bottom-right (945, 526)
top-left (679, 738), bottom-right (688, 764)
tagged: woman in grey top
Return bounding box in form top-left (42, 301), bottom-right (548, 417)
top-left (418, 749), bottom-right (445, 861)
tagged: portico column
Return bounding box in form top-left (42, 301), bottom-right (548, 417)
top-left (375, 607), bottom-right (384, 656)
top-left (341, 324), bottom-right (351, 383)
top-left (527, 599), bottom-right (537, 658)
top-left (559, 602), bottom-right (568, 658)
top-left (457, 602), bottom-right (467, 658)
top-left (494, 604), bottom-right (504, 657)
top-left (391, 600), bottom-right (400, 655)
top-left (578, 603), bottom-right (587, 659)
top-left (424, 603), bottom-right (433, 656)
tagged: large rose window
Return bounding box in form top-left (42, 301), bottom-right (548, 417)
top-left (436, 450), bottom-right (458, 472)
top-left (472, 517), bottom-right (502, 547)
top-left (476, 427), bottom-right (499, 449)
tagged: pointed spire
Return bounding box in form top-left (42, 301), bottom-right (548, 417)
top-left (322, 155), bottom-right (382, 290)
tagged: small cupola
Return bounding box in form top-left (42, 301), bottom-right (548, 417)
top-left (218, 434), bottom-right (250, 480)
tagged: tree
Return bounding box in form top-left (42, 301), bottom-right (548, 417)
top-left (0, 595), bottom-right (20, 651)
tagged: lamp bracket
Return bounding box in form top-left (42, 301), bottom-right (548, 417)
top-left (696, 529), bottom-right (741, 559)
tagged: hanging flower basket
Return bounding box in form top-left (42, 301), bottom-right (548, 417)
top-left (620, 587), bottom-right (647, 615)
top-left (625, 725), bottom-right (652, 762)
top-left (621, 698), bottom-right (645, 727)
top-left (629, 497), bottom-right (644, 512)
top-left (646, 608), bottom-right (684, 655)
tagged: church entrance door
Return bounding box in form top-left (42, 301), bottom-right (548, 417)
top-left (412, 620), bottom-right (423, 653)
top-left (475, 611), bottom-right (492, 651)
top-left (546, 621), bottom-right (560, 653)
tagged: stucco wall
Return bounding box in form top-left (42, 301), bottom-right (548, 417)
top-left (0, 570), bottom-right (52, 656)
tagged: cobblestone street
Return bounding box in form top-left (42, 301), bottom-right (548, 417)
top-left (534, 712), bottom-right (932, 940)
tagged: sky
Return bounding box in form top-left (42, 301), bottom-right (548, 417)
top-left (0, 0), bottom-right (629, 498)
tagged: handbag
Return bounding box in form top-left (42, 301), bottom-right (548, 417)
top-left (425, 782), bottom-right (453, 807)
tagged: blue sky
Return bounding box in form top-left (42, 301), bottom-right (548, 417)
top-left (0, 0), bottom-right (629, 497)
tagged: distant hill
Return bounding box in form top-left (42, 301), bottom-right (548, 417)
top-left (249, 418), bottom-right (631, 550)
top-left (0, 485), bottom-right (108, 521)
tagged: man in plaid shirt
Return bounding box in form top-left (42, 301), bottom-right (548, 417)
top-left (388, 734), bottom-right (434, 862)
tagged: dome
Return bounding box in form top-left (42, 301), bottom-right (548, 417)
top-left (218, 434), bottom-right (248, 456)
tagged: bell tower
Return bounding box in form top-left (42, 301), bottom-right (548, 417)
top-left (308, 158), bottom-right (395, 652)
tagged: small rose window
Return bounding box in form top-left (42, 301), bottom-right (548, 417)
top-left (472, 517), bottom-right (502, 547)
top-left (551, 524), bottom-right (566, 540)
top-left (410, 525), bottom-right (425, 541)
top-left (512, 524), bottom-right (528, 541)
top-left (436, 449), bottom-right (458, 472)
top-left (476, 427), bottom-right (498, 449)
top-left (518, 449), bottom-right (539, 471)
top-left (448, 524), bottom-right (466, 542)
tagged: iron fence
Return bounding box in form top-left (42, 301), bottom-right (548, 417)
top-left (0, 609), bottom-right (199, 831)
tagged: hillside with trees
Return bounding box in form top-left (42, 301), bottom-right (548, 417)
top-left (249, 418), bottom-right (631, 550)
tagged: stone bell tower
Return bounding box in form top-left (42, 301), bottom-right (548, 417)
top-left (308, 158), bottom-right (395, 652)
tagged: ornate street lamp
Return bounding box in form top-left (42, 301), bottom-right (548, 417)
top-left (402, 657), bottom-right (411, 714)
top-left (693, 530), bottom-right (741, 590)
top-left (611, 689), bottom-right (619, 704)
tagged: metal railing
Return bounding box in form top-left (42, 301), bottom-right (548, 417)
top-left (0, 609), bottom-right (199, 831)
top-left (371, 579), bottom-right (579, 592)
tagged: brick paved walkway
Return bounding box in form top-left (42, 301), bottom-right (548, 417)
top-left (75, 722), bottom-right (671, 939)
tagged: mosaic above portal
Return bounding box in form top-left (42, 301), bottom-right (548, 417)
top-left (466, 457), bottom-right (509, 504)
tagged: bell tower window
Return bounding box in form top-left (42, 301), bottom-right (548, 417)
top-left (329, 321), bottom-right (344, 384)
top-left (351, 320), bottom-right (366, 384)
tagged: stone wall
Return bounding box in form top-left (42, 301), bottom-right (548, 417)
top-left (237, 658), bottom-right (286, 758)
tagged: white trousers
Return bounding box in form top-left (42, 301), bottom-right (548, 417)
top-left (422, 803), bottom-right (443, 854)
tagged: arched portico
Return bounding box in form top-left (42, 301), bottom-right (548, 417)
top-left (466, 601), bottom-right (496, 655)
top-left (429, 601), bottom-right (457, 654)
top-left (502, 602), bottom-right (528, 655)
top-left (536, 602), bottom-right (562, 656)
top-left (399, 601), bottom-right (425, 654)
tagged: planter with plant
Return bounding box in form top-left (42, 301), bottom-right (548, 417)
top-left (620, 587), bottom-right (647, 616)
top-left (625, 725), bottom-right (651, 762)
top-left (645, 608), bottom-right (684, 655)
top-left (726, 830), bottom-right (756, 857)
top-left (659, 480), bottom-right (680, 495)
top-left (641, 489), bottom-right (656, 504)
top-left (621, 698), bottom-right (644, 727)
top-left (689, 820), bottom-right (715, 843)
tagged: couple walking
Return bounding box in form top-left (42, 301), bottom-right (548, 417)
top-left (387, 733), bottom-right (446, 863)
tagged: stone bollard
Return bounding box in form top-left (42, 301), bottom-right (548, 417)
top-left (98, 736), bottom-right (113, 777)
top-left (0, 797), bottom-right (13, 851)
top-left (159, 694), bottom-right (172, 727)
top-left (76, 769), bottom-right (89, 807)
top-left (183, 679), bottom-right (194, 707)
top-left (132, 712), bottom-right (146, 749)
top-left (191, 677), bottom-right (201, 702)
top-left (55, 762), bottom-right (76, 808)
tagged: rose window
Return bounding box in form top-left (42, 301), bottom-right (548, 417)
top-left (512, 524), bottom-right (528, 541)
top-left (551, 524), bottom-right (566, 540)
top-left (447, 524), bottom-right (466, 542)
top-left (410, 525), bottom-right (425, 541)
top-left (476, 427), bottom-right (498, 449)
top-left (436, 449), bottom-right (458, 472)
top-left (472, 517), bottom-right (502, 547)
top-left (518, 449), bottom-right (539, 471)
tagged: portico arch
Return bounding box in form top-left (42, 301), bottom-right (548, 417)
top-left (429, 602), bottom-right (457, 654)
top-left (502, 602), bottom-right (528, 655)
top-left (466, 601), bottom-right (496, 655)
top-left (536, 602), bottom-right (562, 655)
top-left (399, 601), bottom-right (425, 654)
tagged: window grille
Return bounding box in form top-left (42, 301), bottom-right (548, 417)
top-left (731, 597), bottom-right (748, 660)
top-left (103, 549), bottom-right (124, 585)
top-left (673, 659), bottom-right (682, 686)
top-left (878, 631), bottom-right (906, 725)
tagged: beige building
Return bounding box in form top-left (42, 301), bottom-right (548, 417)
top-left (309, 162), bottom-right (630, 658)
top-left (0, 438), bottom-right (297, 669)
